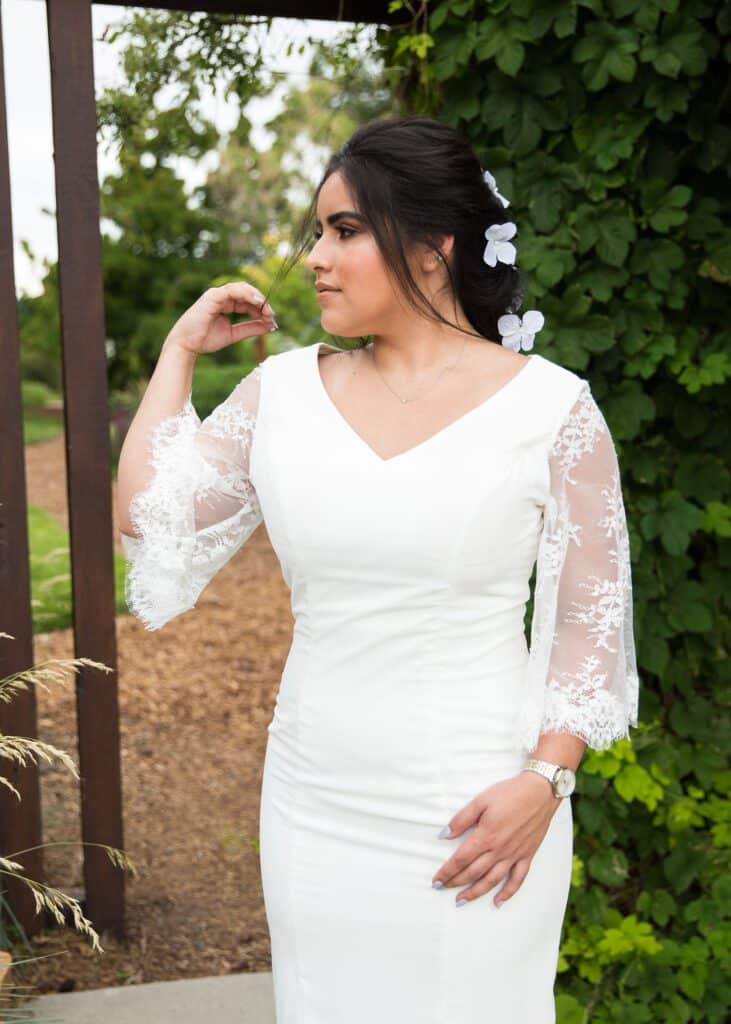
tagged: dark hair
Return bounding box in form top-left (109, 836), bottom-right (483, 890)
top-left (271, 115), bottom-right (524, 347)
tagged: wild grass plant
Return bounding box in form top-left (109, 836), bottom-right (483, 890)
top-left (0, 631), bottom-right (137, 1013)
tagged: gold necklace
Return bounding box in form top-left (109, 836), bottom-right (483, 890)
top-left (368, 337), bottom-right (468, 404)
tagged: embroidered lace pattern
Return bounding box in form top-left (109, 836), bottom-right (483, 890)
top-left (120, 365), bottom-right (264, 631)
top-left (514, 382), bottom-right (640, 752)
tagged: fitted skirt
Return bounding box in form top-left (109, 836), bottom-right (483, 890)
top-left (257, 636), bottom-right (574, 1023)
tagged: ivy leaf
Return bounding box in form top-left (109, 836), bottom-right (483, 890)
top-left (572, 22), bottom-right (639, 91)
top-left (658, 492), bottom-right (705, 555)
top-left (614, 763), bottom-right (665, 810)
top-left (639, 17), bottom-right (709, 78)
top-left (587, 847), bottom-right (629, 887)
top-left (704, 502), bottom-right (731, 539)
top-left (674, 454), bottom-right (729, 504)
top-left (427, 0), bottom-right (450, 31)
top-left (554, 993), bottom-right (584, 1024)
top-left (663, 840), bottom-right (706, 892)
top-left (665, 580), bottom-right (712, 633)
top-left (572, 111), bottom-right (649, 171)
top-left (644, 78), bottom-right (692, 123)
top-left (646, 184), bottom-right (692, 232)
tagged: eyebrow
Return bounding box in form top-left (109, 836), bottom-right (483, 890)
top-left (314, 210), bottom-right (367, 228)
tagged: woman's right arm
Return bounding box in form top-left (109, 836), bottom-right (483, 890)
top-left (117, 282), bottom-right (276, 630)
top-left (117, 339), bottom-right (199, 537)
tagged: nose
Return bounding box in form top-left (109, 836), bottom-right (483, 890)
top-left (304, 234), bottom-right (330, 274)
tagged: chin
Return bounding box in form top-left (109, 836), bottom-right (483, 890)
top-left (320, 313), bottom-right (369, 338)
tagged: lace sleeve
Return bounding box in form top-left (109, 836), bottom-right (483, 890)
top-left (514, 382), bottom-right (640, 752)
top-left (120, 364), bottom-right (264, 631)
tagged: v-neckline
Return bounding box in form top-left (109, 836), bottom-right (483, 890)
top-left (311, 341), bottom-right (540, 466)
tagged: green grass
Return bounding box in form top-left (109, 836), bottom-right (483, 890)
top-left (23, 414), bottom-right (64, 446)
top-left (28, 505), bottom-right (129, 634)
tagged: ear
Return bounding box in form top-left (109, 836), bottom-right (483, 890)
top-left (421, 234), bottom-right (455, 271)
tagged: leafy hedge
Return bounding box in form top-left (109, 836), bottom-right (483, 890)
top-left (381, 2), bottom-right (730, 1021)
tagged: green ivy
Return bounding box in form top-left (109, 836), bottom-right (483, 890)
top-left (379, 1), bottom-right (730, 1020)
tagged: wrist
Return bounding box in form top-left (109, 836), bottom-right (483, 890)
top-left (519, 769), bottom-right (556, 798)
top-left (161, 335), bottom-right (199, 362)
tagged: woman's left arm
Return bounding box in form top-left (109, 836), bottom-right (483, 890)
top-left (431, 382), bottom-right (640, 907)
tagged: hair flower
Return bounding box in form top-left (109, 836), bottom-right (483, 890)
top-left (483, 169), bottom-right (510, 208)
top-left (483, 222), bottom-right (517, 267)
top-left (497, 310), bottom-right (544, 352)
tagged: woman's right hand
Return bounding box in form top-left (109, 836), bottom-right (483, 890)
top-left (163, 282), bottom-right (277, 357)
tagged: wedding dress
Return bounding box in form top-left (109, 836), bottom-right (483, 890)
top-left (121, 340), bottom-right (640, 1023)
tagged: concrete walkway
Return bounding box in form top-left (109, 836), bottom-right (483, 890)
top-left (22, 970), bottom-right (275, 1023)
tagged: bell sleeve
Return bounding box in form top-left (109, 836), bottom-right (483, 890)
top-left (120, 363), bottom-right (264, 632)
top-left (514, 381), bottom-right (640, 753)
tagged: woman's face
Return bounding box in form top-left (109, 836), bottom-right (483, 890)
top-left (304, 170), bottom-right (406, 338)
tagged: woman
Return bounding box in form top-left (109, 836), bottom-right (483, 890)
top-left (118, 116), bottom-right (640, 1023)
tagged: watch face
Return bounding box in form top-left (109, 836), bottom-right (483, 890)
top-left (555, 769), bottom-right (575, 797)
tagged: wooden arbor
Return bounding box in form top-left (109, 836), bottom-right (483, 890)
top-left (0, 0), bottom-right (403, 942)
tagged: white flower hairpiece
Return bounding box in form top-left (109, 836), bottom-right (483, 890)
top-left (480, 173), bottom-right (545, 350)
top-left (497, 311), bottom-right (545, 352)
top-left (483, 222), bottom-right (517, 267)
top-left (483, 169), bottom-right (510, 208)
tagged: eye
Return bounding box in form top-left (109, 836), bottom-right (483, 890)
top-left (311, 225), bottom-right (357, 241)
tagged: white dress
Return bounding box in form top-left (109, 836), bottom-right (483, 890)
top-left (121, 340), bottom-right (640, 1023)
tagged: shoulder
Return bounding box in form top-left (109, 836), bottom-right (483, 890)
top-left (526, 354), bottom-right (591, 430)
top-left (253, 343), bottom-right (313, 386)
top-left (258, 343), bottom-right (316, 374)
top-left (531, 353), bottom-right (587, 397)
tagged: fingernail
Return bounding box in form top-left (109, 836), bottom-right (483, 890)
top-left (271, 317), bottom-right (279, 329)
top-left (456, 899), bottom-right (468, 908)
top-left (437, 825), bottom-right (452, 839)
top-left (495, 901), bottom-right (504, 909)
top-left (432, 880), bottom-right (443, 889)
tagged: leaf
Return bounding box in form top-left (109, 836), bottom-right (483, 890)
top-left (587, 847), bottom-right (629, 886)
top-left (657, 493), bottom-right (705, 555)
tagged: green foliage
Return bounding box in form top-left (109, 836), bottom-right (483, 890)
top-left (378, 1), bottom-right (730, 1020)
top-left (17, 10), bottom-right (393, 400)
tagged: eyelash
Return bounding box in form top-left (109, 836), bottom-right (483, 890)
top-left (312, 226), bottom-right (357, 241)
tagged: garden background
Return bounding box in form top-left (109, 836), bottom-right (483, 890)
top-left (9, 2), bottom-right (730, 1022)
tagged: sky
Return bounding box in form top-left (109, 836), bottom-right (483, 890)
top-left (1, 0), bottom-right (351, 296)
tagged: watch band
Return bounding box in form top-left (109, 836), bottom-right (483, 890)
top-left (522, 758), bottom-right (575, 799)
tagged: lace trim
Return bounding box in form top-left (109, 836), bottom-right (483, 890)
top-left (514, 382), bottom-right (640, 752)
top-left (122, 367), bottom-right (263, 631)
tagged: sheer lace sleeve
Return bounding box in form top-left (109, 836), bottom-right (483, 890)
top-left (515, 382), bottom-right (640, 753)
top-left (120, 364), bottom-right (264, 631)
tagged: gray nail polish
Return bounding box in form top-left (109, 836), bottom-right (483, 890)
top-left (437, 825), bottom-right (452, 839)
top-left (496, 901), bottom-right (504, 909)
top-left (456, 899), bottom-right (468, 908)
top-left (432, 880), bottom-right (443, 889)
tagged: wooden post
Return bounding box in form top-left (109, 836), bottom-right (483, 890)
top-left (46, 0), bottom-right (125, 940)
top-left (0, 3), bottom-right (45, 943)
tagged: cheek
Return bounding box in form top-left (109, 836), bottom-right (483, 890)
top-left (342, 242), bottom-right (393, 304)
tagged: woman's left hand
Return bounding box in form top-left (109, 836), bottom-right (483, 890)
top-left (431, 771), bottom-right (563, 908)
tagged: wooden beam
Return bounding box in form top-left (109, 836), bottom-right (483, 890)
top-left (27, 1), bottom-right (408, 26)
top-left (0, 3), bottom-right (45, 942)
top-left (46, 0), bottom-right (125, 940)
